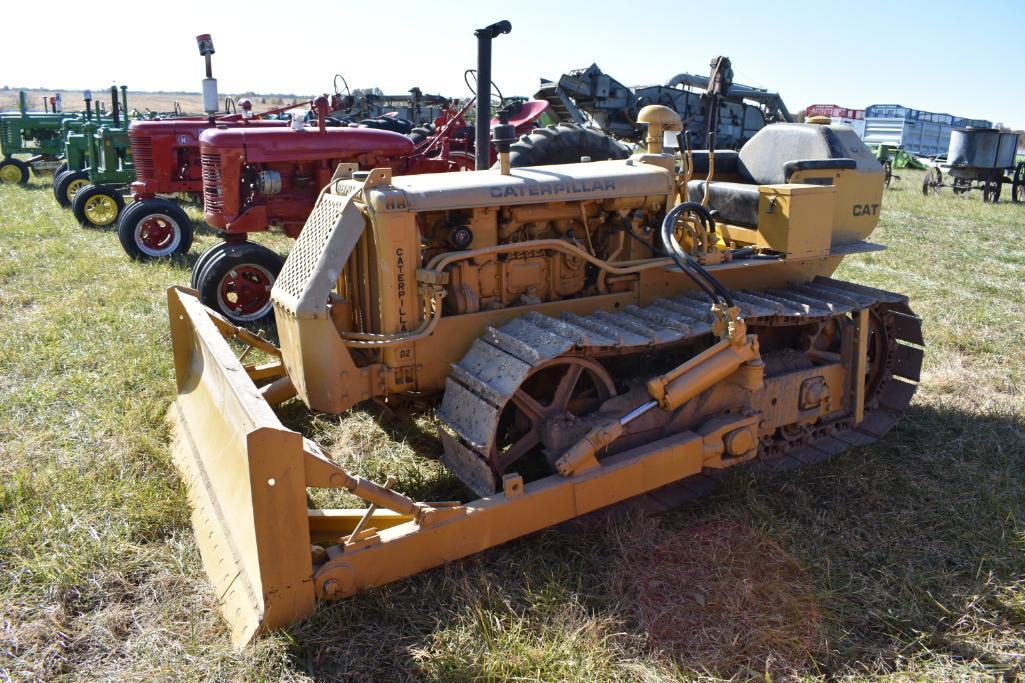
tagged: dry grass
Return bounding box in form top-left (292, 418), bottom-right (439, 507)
top-left (0, 168), bottom-right (1024, 680)
top-left (616, 518), bottom-right (824, 678)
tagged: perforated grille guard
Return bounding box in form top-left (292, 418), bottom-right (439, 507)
top-left (272, 190), bottom-right (367, 319)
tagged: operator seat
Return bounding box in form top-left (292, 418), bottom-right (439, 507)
top-left (686, 123), bottom-right (856, 228)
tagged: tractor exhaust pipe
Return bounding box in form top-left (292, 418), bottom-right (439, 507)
top-left (110, 86), bottom-right (120, 128)
top-left (474, 20), bottom-right (511, 171)
top-left (84, 90), bottom-right (93, 120)
top-left (196, 34), bottom-right (218, 124)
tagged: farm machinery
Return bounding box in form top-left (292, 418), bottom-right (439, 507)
top-left (189, 97), bottom-right (582, 324)
top-left (166, 43), bottom-right (923, 645)
top-left (186, 24), bottom-right (625, 325)
top-left (535, 58), bottom-right (792, 149)
top-left (922, 128), bottom-right (1025, 203)
top-left (0, 91), bottom-right (84, 184)
top-left (48, 86), bottom-right (140, 228)
top-left (116, 34), bottom-right (358, 261)
top-left (51, 87), bottom-right (134, 213)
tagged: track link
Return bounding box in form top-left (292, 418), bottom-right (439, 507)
top-left (437, 276), bottom-right (924, 499)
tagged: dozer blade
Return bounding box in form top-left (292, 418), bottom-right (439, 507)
top-left (168, 285), bottom-right (315, 646)
top-left (167, 287), bottom-right (413, 645)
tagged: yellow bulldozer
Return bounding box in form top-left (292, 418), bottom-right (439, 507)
top-left (166, 104), bottom-right (923, 646)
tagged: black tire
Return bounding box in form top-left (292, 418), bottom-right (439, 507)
top-left (52, 168), bottom-right (68, 195)
top-left (117, 198), bottom-right (194, 260)
top-left (54, 170), bottom-right (90, 208)
top-left (195, 241), bottom-right (284, 324)
top-left (1012, 162), bottom-right (1025, 204)
top-left (408, 124), bottom-right (435, 146)
top-left (0, 157), bottom-right (30, 185)
top-left (501, 123), bottom-right (631, 168)
top-left (190, 241), bottom-right (230, 288)
top-left (71, 184), bottom-right (126, 228)
top-left (53, 162), bottom-right (68, 179)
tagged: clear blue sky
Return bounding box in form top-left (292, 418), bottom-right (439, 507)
top-left (9, 0), bottom-right (1025, 128)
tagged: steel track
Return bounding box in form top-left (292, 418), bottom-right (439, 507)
top-left (437, 276), bottom-right (924, 503)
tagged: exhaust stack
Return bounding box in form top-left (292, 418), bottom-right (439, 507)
top-left (473, 20), bottom-right (511, 170)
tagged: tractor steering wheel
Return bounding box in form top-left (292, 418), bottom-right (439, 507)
top-left (334, 74), bottom-right (351, 98)
top-left (463, 69), bottom-right (504, 108)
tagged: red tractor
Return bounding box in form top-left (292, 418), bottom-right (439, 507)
top-left (118, 112), bottom-right (289, 259)
top-left (115, 34), bottom-right (323, 260)
top-left (185, 27), bottom-right (627, 324)
top-left (192, 97), bottom-right (621, 324)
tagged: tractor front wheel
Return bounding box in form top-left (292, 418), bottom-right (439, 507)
top-left (0, 158), bottom-right (30, 185)
top-left (53, 162), bottom-right (69, 180)
top-left (194, 241), bottom-right (284, 324)
top-left (117, 199), bottom-right (194, 260)
top-left (54, 170), bottom-right (90, 208)
top-left (190, 241), bottom-right (230, 289)
top-left (71, 185), bottom-right (125, 227)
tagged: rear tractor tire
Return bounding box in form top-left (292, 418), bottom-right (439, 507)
top-left (54, 170), bottom-right (90, 208)
top-left (501, 123), bottom-right (631, 168)
top-left (71, 184), bottom-right (125, 228)
top-left (194, 241), bottom-right (284, 325)
top-left (0, 157), bottom-right (30, 185)
top-left (117, 199), bottom-right (194, 260)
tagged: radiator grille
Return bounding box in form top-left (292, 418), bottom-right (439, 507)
top-left (129, 133), bottom-right (154, 180)
top-left (201, 153), bottom-right (224, 212)
top-left (0, 120), bottom-right (17, 152)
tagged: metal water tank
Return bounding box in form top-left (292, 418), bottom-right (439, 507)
top-left (948, 128), bottom-right (1020, 169)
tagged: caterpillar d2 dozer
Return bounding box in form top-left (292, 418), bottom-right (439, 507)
top-left (167, 94), bottom-right (924, 645)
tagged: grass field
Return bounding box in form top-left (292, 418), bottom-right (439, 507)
top-left (1, 169), bottom-right (1024, 681)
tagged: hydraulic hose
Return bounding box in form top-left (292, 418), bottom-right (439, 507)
top-left (621, 216), bottom-right (670, 258)
top-left (659, 202), bottom-right (735, 307)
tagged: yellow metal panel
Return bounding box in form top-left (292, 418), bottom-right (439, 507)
top-left (167, 287), bottom-right (316, 647)
top-left (313, 432), bottom-right (705, 599)
top-left (757, 184), bottom-right (836, 258)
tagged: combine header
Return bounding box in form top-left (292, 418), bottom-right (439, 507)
top-left (166, 29), bottom-right (923, 646)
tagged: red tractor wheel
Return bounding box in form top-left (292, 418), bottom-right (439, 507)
top-left (117, 199), bottom-right (193, 260)
top-left (195, 241), bottom-right (284, 324)
top-left (190, 241), bottom-right (230, 289)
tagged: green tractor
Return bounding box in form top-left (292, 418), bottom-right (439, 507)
top-left (52, 92), bottom-right (116, 206)
top-left (55, 86), bottom-right (136, 228)
top-left (0, 91), bottom-right (81, 184)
